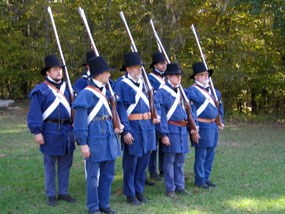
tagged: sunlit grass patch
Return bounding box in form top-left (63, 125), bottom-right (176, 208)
top-left (227, 196), bottom-right (285, 212)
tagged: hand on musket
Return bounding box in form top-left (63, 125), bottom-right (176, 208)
top-left (152, 117), bottom-right (160, 124)
top-left (114, 124), bottom-right (124, 134)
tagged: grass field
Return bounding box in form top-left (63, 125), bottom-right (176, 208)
top-left (0, 105), bottom-right (285, 214)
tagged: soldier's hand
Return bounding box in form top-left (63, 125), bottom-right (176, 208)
top-left (123, 132), bottom-right (134, 145)
top-left (35, 133), bottom-right (44, 145)
top-left (161, 136), bottom-right (170, 146)
top-left (152, 118), bottom-right (160, 124)
top-left (114, 128), bottom-right (121, 134)
top-left (218, 123), bottom-right (225, 130)
top-left (81, 145), bottom-right (90, 159)
top-left (190, 130), bottom-right (200, 144)
top-left (114, 124), bottom-right (125, 134)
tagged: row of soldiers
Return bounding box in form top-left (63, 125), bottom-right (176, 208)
top-left (27, 51), bottom-right (224, 214)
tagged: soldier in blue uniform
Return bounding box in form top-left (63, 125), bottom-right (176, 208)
top-left (147, 52), bottom-right (167, 182)
top-left (186, 62), bottom-right (225, 189)
top-left (73, 56), bottom-right (121, 214)
top-left (73, 51), bottom-right (95, 92)
top-left (155, 63), bottom-right (192, 199)
top-left (114, 52), bottom-right (158, 205)
top-left (27, 54), bottom-right (76, 206)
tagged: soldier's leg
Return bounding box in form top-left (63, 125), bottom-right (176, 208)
top-left (85, 158), bottom-right (100, 212)
top-left (205, 147), bottom-right (216, 183)
top-left (163, 152), bottom-right (176, 193)
top-left (98, 159), bottom-right (116, 209)
top-left (43, 154), bottom-right (57, 197)
top-left (123, 149), bottom-right (138, 197)
top-left (57, 153), bottom-right (73, 195)
top-left (173, 153), bottom-right (186, 191)
top-left (194, 147), bottom-right (207, 186)
top-left (135, 151), bottom-right (151, 194)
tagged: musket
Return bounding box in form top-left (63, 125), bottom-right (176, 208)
top-left (150, 19), bottom-right (199, 143)
top-left (47, 6), bottom-right (75, 119)
top-left (119, 11), bottom-right (158, 121)
top-left (78, 7), bottom-right (121, 131)
top-left (191, 24), bottom-right (223, 127)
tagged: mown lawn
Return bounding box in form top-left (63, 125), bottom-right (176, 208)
top-left (0, 106), bottom-right (285, 214)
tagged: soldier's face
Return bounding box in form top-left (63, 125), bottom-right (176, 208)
top-left (127, 65), bottom-right (142, 81)
top-left (47, 66), bottom-right (62, 82)
top-left (99, 71), bottom-right (110, 84)
top-left (168, 74), bottom-right (181, 87)
top-left (195, 71), bottom-right (209, 85)
top-left (154, 61), bottom-right (167, 72)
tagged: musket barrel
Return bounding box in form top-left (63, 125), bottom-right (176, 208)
top-left (47, 6), bottom-right (74, 101)
top-left (120, 11), bottom-right (157, 120)
top-left (191, 24), bottom-right (223, 126)
top-left (191, 24), bottom-right (218, 101)
top-left (149, 19), bottom-right (199, 138)
top-left (78, 7), bottom-right (99, 56)
top-left (120, 11), bottom-right (153, 91)
top-left (78, 7), bottom-right (121, 130)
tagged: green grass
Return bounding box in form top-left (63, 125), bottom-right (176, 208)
top-left (1, 108), bottom-right (285, 214)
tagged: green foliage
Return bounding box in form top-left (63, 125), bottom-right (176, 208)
top-left (0, 0), bottom-right (284, 117)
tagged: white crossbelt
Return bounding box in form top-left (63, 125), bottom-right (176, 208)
top-left (42, 82), bottom-right (71, 121)
top-left (160, 84), bottom-right (181, 121)
top-left (194, 86), bottom-right (216, 117)
top-left (122, 78), bottom-right (149, 116)
top-left (149, 73), bottom-right (165, 85)
top-left (85, 87), bottom-right (112, 125)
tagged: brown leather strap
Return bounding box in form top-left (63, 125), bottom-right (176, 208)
top-left (128, 112), bottom-right (151, 120)
top-left (168, 120), bottom-right (188, 127)
top-left (197, 118), bottom-right (215, 123)
top-left (43, 81), bottom-right (70, 104)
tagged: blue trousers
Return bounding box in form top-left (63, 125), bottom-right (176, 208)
top-left (163, 152), bottom-right (185, 192)
top-left (123, 149), bottom-right (150, 197)
top-left (43, 153), bottom-right (73, 197)
top-left (194, 147), bottom-right (216, 185)
top-left (148, 137), bottom-right (164, 175)
top-left (85, 158), bottom-right (115, 212)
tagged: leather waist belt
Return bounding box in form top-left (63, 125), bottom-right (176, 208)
top-left (128, 112), bottom-right (151, 120)
top-left (197, 118), bottom-right (215, 123)
top-left (44, 119), bottom-right (72, 124)
top-left (168, 120), bottom-right (188, 127)
top-left (92, 115), bottom-right (112, 121)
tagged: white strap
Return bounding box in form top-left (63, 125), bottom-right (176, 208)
top-left (85, 87), bottom-right (112, 125)
top-left (194, 86), bottom-right (216, 117)
top-left (149, 73), bottom-right (165, 85)
top-left (122, 78), bottom-right (149, 116)
top-left (42, 82), bottom-right (71, 121)
top-left (160, 84), bottom-right (181, 121)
